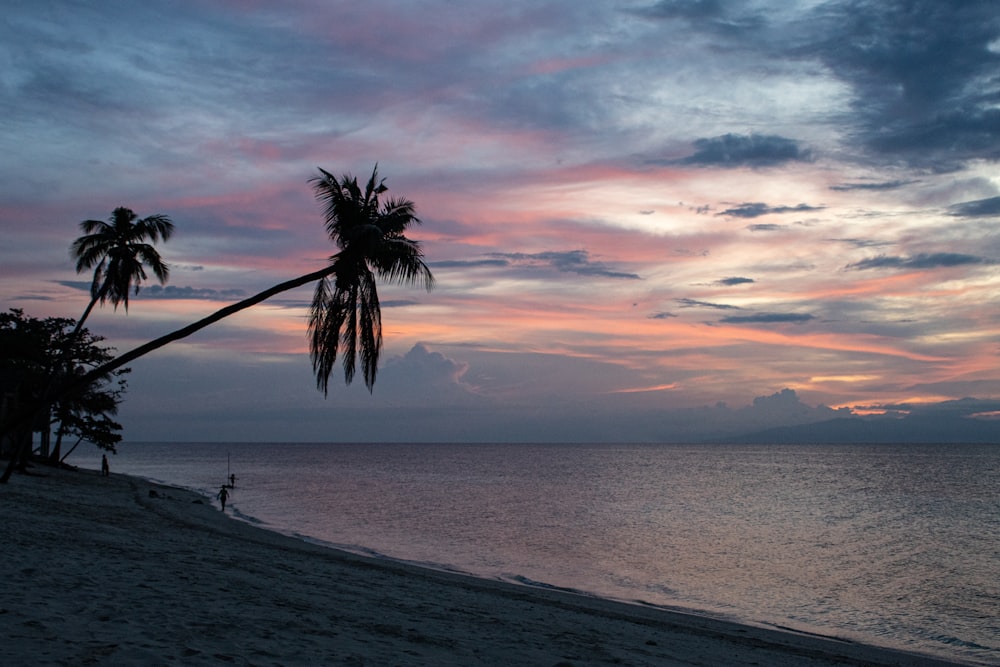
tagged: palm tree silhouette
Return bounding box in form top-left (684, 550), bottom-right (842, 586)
top-left (308, 166), bottom-right (433, 393)
top-left (70, 206), bottom-right (175, 335)
top-left (1, 165), bottom-right (433, 482)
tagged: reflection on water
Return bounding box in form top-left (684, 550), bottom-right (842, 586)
top-left (72, 442), bottom-right (1000, 665)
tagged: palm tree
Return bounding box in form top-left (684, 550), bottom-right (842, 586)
top-left (1, 166), bottom-right (433, 482)
top-left (44, 207), bottom-right (172, 461)
top-left (308, 165), bottom-right (434, 393)
top-left (70, 206), bottom-right (175, 335)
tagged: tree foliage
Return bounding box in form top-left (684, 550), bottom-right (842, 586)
top-left (0, 309), bottom-right (128, 457)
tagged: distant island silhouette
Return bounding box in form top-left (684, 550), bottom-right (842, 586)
top-left (717, 413), bottom-right (999, 444)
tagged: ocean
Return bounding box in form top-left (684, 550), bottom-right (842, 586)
top-left (70, 442), bottom-right (998, 665)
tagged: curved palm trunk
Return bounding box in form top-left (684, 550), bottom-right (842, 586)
top-left (71, 292), bottom-right (102, 340)
top-left (1, 263), bottom-right (338, 483)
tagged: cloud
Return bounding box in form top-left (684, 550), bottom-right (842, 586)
top-left (382, 343), bottom-right (472, 394)
top-left (747, 223), bottom-right (785, 232)
top-left (867, 396), bottom-right (1000, 418)
top-left (716, 277), bottom-right (754, 286)
top-left (804, 0), bottom-right (1000, 169)
top-left (677, 133), bottom-right (813, 168)
top-left (430, 259), bottom-right (510, 269)
top-left (744, 388), bottom-right (830, 419)
top-left (633, 0), bottom-right (765, 35)
top-left (636, 0), bottom-right (728, 20)
top-left (649, 312), bottom-right (677, 319)
top-left (948, 196), bottom-right (1000, 218)
top-left (718, 202), bottom-right (824, 218)
top-left (639, 0), bottom-right (1000, 171)
top-left (56, 281), bottom-right (93, 293)
top-left (677, 298), bottom-right (740, 310)
top-left (487, 250), bottom-right (640, 279)
top-left (55, 280), bottom-right (254, 302)
top-left (140, 285), bottom-right (249, 300)
top-left (831, 238), bottom-right (893, 249)
top-left (829, 180), bottom-right (918, 192)
top-left (720, 313), bottom-right (814, 324)
top-left (845, 253), bottom-right (994, 271)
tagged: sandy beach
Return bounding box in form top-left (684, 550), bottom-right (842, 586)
top-left (0, 466), bottom-right (967, 666)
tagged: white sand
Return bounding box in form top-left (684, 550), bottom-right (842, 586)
top-left (0, 466), bottom-right (967, 666)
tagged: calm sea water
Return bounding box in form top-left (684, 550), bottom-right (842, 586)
top-left (71, 442), bottom-right (998, 665)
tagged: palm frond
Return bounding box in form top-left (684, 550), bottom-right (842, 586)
top-left (373, 238), bottom-right (435, 289)
top-left (308, 276), bottom-right (352, 395)
top-left (358, 269), bottom-right (382, 391)
top-left (137, 214), bottom-right (175, 243)
top-left (136, 244), bottom-right (170, 284)
top-left (341, 282), bottom-right (359, 385)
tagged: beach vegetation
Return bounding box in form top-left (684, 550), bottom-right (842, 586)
top-left (0, 309), bottom-right (128, 472)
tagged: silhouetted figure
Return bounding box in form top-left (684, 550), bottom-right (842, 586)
top-left (101, 454), bottom-right (109, 477)
top-left (217, 485), bottom-right (229, 511)
top-left (229, 473), bottom-right (236, 488)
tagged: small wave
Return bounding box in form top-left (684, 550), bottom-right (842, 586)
top-left (929, 634), bottom-right (993, 652)
top-left (503, 574), bottom-right (593, 597)
top-left (230, 508), bottom-right (264, 524)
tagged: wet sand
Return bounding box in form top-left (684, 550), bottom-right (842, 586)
top-left (0, 466), bottom-right (966, 666)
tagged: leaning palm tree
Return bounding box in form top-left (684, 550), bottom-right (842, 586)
top-left (70, 206), bottom-right (175, 335)
top-left (1, 165), bottom-right (433, 483)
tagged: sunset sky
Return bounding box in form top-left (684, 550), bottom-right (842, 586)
top-left (2, 0), bottom-right (999, 442)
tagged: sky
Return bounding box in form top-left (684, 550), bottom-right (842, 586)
top-left (2, 0), bottom-right (999, 443)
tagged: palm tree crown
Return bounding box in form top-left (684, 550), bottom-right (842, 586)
top-left (308, 166), bottom-right (434, 393)
top-left (71, 206), bottom-right (175, 321)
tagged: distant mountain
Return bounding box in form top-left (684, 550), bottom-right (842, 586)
top-left (718, 415), bottom-right (1000, 444)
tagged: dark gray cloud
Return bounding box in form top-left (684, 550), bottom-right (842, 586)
top-left (633, 0), bottom-right (765, 36)
top-left (381, 300), bottom-right (422, 308)
top-left (430, 259), bottom-right (510, 269)
top-left (140, 285), bottom-right (249, 300)
top-left (636, 0), bottom-right (727, 20)
top-left (638, 0), bottom-right (1000, 171)
top-left (716, 277), bottom-right (754, 286)
top-left (720, 313), bottom-right (814, 324)
top-left (678, 134), bottom-right (813, 168)
top-left (803, 0), bottom-right (1000, 169)
top-left (861, 397), bottom-right (1000, 418)
top-left (948, 196), bottom-right (1000, 218)
top-left (832, 238), bottom-right (893, 249)
top-left (846, 253), bottom-right (994, 271)
top-left (829, 180), bottom-right (918, 192)
top-left (56, 281), bottom-right (93, 293)
top-left (718, 202), bottom-right (824, 218)
top-left (487, 250), bottom-right (640, 279)
top-left (59, 278), bottom-right (253, 307)
top-left (677, 298), bottom-right (740, 310)
top-left (649, 312), bottom-right (678, 319)
top-left (747, 223), bottom-right (784, 232)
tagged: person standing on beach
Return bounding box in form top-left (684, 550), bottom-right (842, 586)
top-left (229, 473), bottom-right (236, 488)
top-left (101, 454), bottom-right (109, 477)
top-left (217, 485), bottom-right (229, 511)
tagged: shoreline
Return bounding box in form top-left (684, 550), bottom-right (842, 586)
top-left (1, 466), bottom-right (971, 666)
